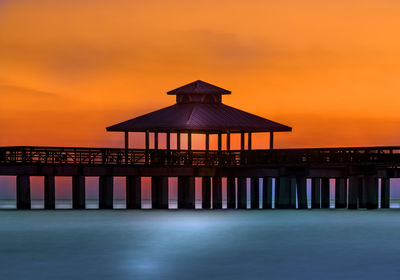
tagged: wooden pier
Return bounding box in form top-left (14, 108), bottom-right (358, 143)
top-left (1, 145), bottom-right (399, 209)
top-left (1, 81), bottom-right (399, 210)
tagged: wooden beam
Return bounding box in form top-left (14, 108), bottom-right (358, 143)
top-left (218, 132), bottom-right (222, 151)
top-left (248, 132), bottom-right (252, 150)
top-left (124, 131), bottom-right (129, 150)
top-left (240, 132), bottom-right (245, 150)
top-left (226, 131), bottom-right (231, 150)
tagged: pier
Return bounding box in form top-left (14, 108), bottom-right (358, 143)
top-left (1, 81), bottom-right (399, 210)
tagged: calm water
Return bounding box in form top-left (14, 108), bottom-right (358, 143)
top-left (1, 209), bottom-right (400, 280)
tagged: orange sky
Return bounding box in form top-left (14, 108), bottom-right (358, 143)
top-left (1, 0), bottom-right (400, 149)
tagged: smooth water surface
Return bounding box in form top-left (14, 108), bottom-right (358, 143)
top-left (1, 210), bottom-right (400, 280)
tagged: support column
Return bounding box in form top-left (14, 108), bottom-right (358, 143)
top-left (227, 177), bottom-right (236, 209)
top-left (250, 177), bottom-right (259, 209)
top-left (276, 177), bottom-right (296, 209)
top-left (72, 175), bottom-right (85, 209)
top-left (364, 175), bottom-right (378, 209)
top-left (358, 177), bottom-right (367, 208)
top-left (262, 177), bottom-right (273, 209)
top-left (99, 176), bottom-right (113, 209)
top-left (44, 175), bottom-right (55, 210)
top-left (237, 177), bottom-right (247, 209)
top-left (145, 130), bottom-right (149, 165)
top-left (248, 132), bottom-right (252, 150)
top-left (226, 131), bottom-right (231, 151)
top-left (16, 175), bottom-right (31, 209)
top-left (202, 177), bottom-right (211, 209)
top-left (321, 178), bottom-right (330, 208)
top-left (296, 177), bottom-right (307, 209)
top-left (151, 176), bottom-right (168, 209)
top-left (124, 131), bottom-right (129, 149)
top-left (335, 178), bottom-right (347, 208)
top-left (381, 178), bottom-right (390, 208)
top-left (126, 176), bottom-right (141, 209)
top-left (269, 132), bottom-right (274, 150)
top-left (348, 176), bottom-right (359, 209)
top-left (311, 178), bottom-right (321, 208)
top-left (212, 177), bottom-right (222, 209)
top-left (178, 176), bottom-right (195, 209)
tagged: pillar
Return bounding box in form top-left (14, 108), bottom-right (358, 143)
top-left (250, 177), bottom-right (259, 209)
top-left (99, 176), bottom-right (113, 209)
top-left (227, 177), bottom-right (236, 209)
top-left (248, 132), bottom-right (252, 150)
top-left (364, 175), bottom-right (378, 209)
top-left (311, 178), bottom-right (321, 208)
top-left (202, 177), bottom-right (211, 209)
top-left (358, 177), bottom-right (367, 208)
top-left (152, 176), bottom-right (168, 209)
top-left (296, 177), bottom-right (307, 209)
top-left (212, 177), bottom-right (222, 209)
top-left (16, 175), bottom-right (30, 209)
top-left (145, 130), bottom-right (149, 165)
top-left (124, 131), bottom-right (129, 149)
top-left (237, 177), bottom-right (247, 209)
top-left (381, 178), bottom-right (390, 208)
top-left (126, 176), bottom-right (141, 209)
top-left (44, 175), bottom-right (55, 210)
top-left (262, 177), bottom-right (273, 209)
top-left (348, 176), bottom-right (359, 209)
top-left (178, 176), bottom-right (195, 209)
top-left (72, 175), bottom-right (85, 209)
top-left (321, 178), bottom-right (330, 208)
top-left (335, 178), bottom-right (347, 208)
top-left (276, 177), bottom-right (296, 209)
top-left (269, 132), bottom-right (274, 150)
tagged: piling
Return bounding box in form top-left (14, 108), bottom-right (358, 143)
top-left (151, 176), bottom-right (168, 209)
top-left (296, 177), bottom-right (307, 209)
top-left (99, 176), bottom-right (113, 209)
top-left (262, 177), bottom-right (273, 209)
top-left (72, 175), bottom-right (85, 209)
top-left (381, 178), bottom-right (390, 208)
top-left (364, 176), bottom-right (378, 209)
top-left (227, 177), bottom-right (236, 209)
top-left (321, 178), bottom-right (330, 208)
top-left (212, 177), bottom-right (222, 209)
top-left (335, 178), bottom-right (347, 208)
top-left (202, 177), bottom-right (211, 209)
top-left (16, 175), bottom-right (30, 209)
top-left (44, 175), bottom-right (55, 210)
top-left (126, 176), bottom-right (141, 209)
top-left (348, 176), bottom-right (359, 209)
top-left (237, 177), bottom-right (247, 209)
top-left (250, 177), bottom-right (259, 209)
top-left (311, 178), bottom-right (321, 208)
top-left (178, 176), bottom-right (195, 209)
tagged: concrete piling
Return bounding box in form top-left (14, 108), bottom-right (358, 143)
top-left (381, 178), bottom-right (390, 208)
top-left (311, 178), bottom-right (321, 208)
top-left (348, 176), bottom-right (359, 209)
top-left (250, 177), bottom-right (259, 209)
top-left (212, 177), bottom-right (222, 209)
top-left (99, 176), bottom-right (113, 209)
top-left (227, 177), bottom-right (236, 209)
top-left (296, 177), bottom-right (307, 209)
top-left (16, 175), bottom-right (31, 209)
top-left (202, 177), bottom-right (211, 209)
top-left (335, 178), bottom-right (347, 208)
top-left (276, 177), bottom-right (296, 209)
top-left (126, 176), bottom-right (141, 209)
top-left (262, 177), bottom-right (273, 209)
top-left (237, 177), bottom-right (247, 209)
top-left (44, 175), bottom-right (55, 210)
top-left (364, 176), bottom-right (378, 209)
top-left (178, 176), bottom-right (195, 209)
top-left (321, 178), bottom-right (330, 208)
top-left (151, 176), bottom-right (168, 209)
top-left (72, 176), bottom-right (85, 209)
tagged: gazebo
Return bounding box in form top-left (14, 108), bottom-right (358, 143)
top-left (106, 80), bottom-right (291, 152)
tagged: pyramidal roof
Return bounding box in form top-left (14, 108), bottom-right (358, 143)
top-left (167, 80), bottom-right (231, 95)
top-left (107, 81), bottom-right (292, 133)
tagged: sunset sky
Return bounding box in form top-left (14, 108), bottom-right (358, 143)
top-left (1, 0), bottom-right (400, 149)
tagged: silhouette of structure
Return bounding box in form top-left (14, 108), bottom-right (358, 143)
top-left (0, 80), bottom-right (398, 210)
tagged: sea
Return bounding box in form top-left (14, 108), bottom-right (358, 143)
top-left (1, 200), bottom-right (400, 280)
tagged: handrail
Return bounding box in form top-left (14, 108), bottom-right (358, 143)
top-left (0, 146), bottom-right (399, 167)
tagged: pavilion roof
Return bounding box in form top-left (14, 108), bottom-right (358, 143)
top-left (106, 102), bottom-right (292, 133)
top-left (167, 80), bottom-right (231, 95)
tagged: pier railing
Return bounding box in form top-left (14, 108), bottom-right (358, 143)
top-left (1, 146), bottom-right (400, 167)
